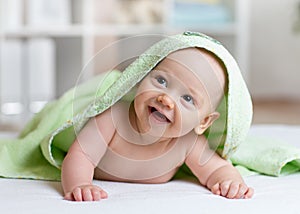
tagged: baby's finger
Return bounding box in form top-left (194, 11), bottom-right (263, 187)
top-left (220, 181), bottom-right (231, 196)
top-left (226, 182), bottom-right (240, 199)
top-left (234, 184), bottom-right (248, 199)
top-left (211, 183), bottom-right (221, 195)
top-left (91, 189), bottom-right (101, 201)
top-left (91, 186), bottom-right (108, 200)
top-left (72, 187), bottom-right (83, 201)
top-left (100, 189), bottom-right (108, 199)
top-left (82, 188), bottom-right (93, 201)
top-left (244, 187), bottom-right (254, 199)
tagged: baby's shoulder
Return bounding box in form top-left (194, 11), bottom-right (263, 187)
top-left (93, 108), bottom-right (116, 142)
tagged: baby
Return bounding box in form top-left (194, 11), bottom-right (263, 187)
top-left (62, 47), bottom-right (254, 201)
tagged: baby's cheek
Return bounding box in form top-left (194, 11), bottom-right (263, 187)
top-left (177, 110), bottom-right (200, 134)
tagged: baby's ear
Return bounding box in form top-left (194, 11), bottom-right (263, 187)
top-left (194, 112), bottom-right (220, 135)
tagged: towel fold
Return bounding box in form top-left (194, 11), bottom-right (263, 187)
top-left (231, 136), bottom-right (300, 176)
top-left (0, 32), bottom-right (299, 181)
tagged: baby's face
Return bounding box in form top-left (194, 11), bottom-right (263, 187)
top-left (133, 48), bottom-right (226, 137)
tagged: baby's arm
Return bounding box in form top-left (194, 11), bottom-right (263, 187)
top-left (61, 109), bottom-right (115, 201)
top-left (62, 140), bottom-right (107, 201)
top-left (185, 135), bottom-right (254, 199)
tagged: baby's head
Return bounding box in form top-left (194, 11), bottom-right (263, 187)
top-left (134, 47), bottom-right (227, 137)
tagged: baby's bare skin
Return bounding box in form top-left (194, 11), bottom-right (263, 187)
top-left (62, 48), bottom-right (254, 201)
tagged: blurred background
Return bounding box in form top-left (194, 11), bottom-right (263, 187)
top-left (0, 0), bottom-right (300, 131)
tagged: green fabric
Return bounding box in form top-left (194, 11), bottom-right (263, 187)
top-left (231, 136), bottom-right (300, 176)
top-left (0, 31), bottom-right (299, 181)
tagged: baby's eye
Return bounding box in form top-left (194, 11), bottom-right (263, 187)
top-left (182, 94), bottom-right (194, 104)
top-left (155, 76), bottom-right (167, 87)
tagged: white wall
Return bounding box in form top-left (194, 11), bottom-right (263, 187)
top-left (249, 0), bottom-right (300, 100)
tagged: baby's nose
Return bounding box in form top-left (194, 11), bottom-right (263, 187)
top-left (157, 94), bottom-right (174, 109)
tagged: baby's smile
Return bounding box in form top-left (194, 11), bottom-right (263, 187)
top-left (148, 106), bottom-right (171, 124)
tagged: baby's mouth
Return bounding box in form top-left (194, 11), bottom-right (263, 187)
top-left (149, 107), bottom-right (171, 123)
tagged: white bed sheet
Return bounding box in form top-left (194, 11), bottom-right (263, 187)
top-left (1, 124), bottom-right (300, 214)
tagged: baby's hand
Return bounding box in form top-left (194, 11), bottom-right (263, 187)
top-left (211, 181), bottom-right (254, 199)
top-left (64, 185), bottom-right (108, 201)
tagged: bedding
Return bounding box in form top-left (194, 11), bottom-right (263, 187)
top-left (1, 124), bottom-right (299, 214)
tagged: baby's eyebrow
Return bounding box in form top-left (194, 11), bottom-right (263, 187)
top-left (152, 67), bottom-right (167, 72)
top-left (150, 69), bottom-right (169, 78)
